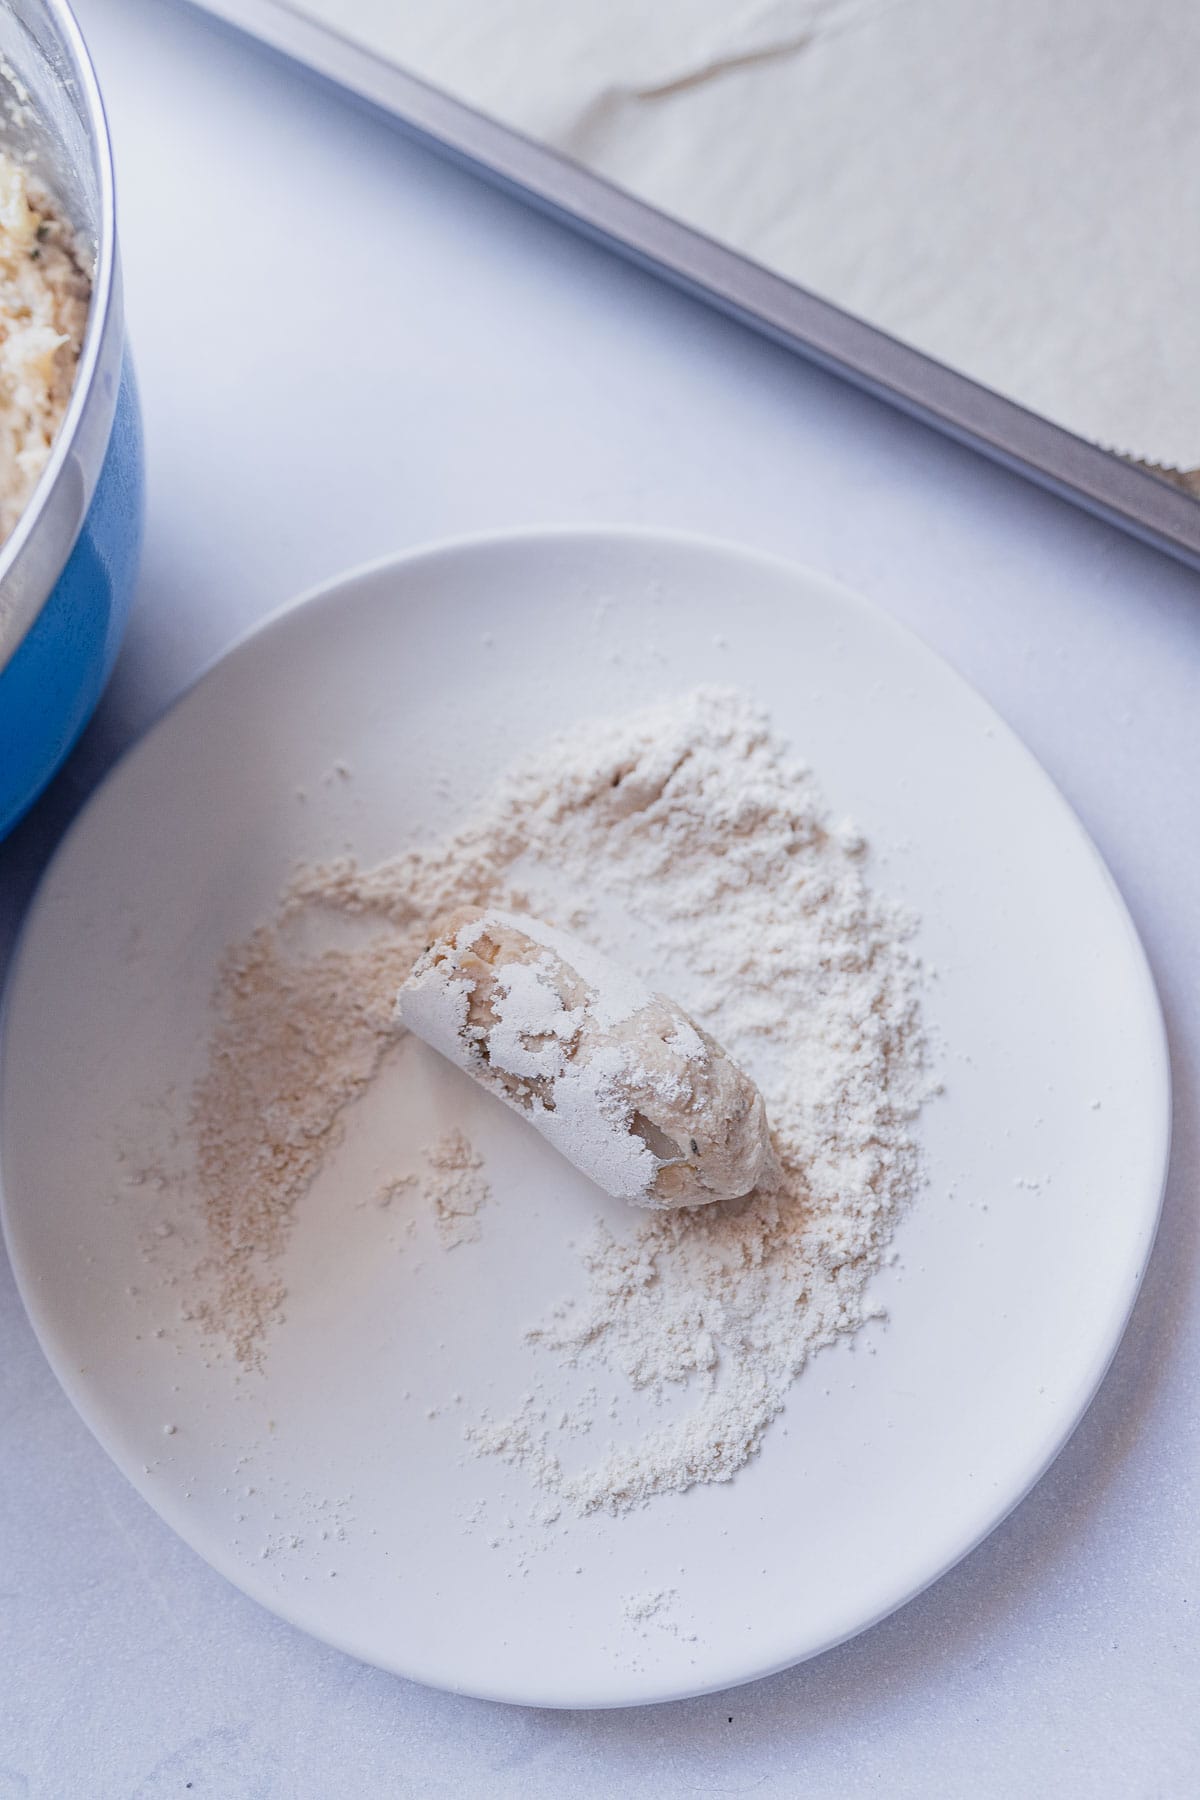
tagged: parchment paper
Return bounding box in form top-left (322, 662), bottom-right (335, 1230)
top-left (293, 0), bottom-right (1200, 468)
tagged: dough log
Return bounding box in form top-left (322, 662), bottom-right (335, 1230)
top-left (394, 911), bottom-right (780, 1209)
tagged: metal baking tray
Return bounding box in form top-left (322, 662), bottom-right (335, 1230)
top-left (182, 0), bottom-right (1200, 573)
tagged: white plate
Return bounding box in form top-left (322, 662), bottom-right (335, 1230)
top-left (0, 529), bottom-right (1169, 1708)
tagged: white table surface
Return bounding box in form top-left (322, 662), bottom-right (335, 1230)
top-left (1, 0), bottom-right (1197, 1792)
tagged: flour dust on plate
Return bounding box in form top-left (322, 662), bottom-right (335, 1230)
top-left (173, 686), bottom-right (933, 1516)
top-left (0, 530), bottom-right (1169, 1707)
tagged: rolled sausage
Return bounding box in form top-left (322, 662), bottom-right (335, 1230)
top-left (395, 910), bottom-right (779, 1209)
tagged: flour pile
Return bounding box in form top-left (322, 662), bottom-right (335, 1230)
top-left (189, 687), bottom-right (932, 1508)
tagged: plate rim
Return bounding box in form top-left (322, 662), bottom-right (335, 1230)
top-left (0, 524), bottom-right (1173, 1707)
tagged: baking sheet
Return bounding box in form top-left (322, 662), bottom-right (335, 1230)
top-left (286, 0), bottom-right (1200, 471)
top-left (175, 0), bottom-right (1200, 568)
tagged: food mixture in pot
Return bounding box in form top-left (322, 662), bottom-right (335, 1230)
top-left (0, 153), bottom-right (89, 546)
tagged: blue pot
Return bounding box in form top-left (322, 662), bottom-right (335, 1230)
top-left (0, 0), bottom-right (144, 840)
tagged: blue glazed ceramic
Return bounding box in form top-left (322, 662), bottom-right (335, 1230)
top-left (0, 0), bottom-right (144, 840)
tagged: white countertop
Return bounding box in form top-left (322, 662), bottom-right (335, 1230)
top-left (1, 0), bottom-right (1197, 1792)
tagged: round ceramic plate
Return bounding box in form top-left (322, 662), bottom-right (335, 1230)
top-left (0, 530), bottom-right (1169, 1707)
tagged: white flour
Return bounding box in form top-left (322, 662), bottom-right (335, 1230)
top-left (420, 1127), bottom-right (491, 1246)
top-left (182, 688), bottom-right (930, 1509)
top-left (272, 685), bottom-right (933, 1512)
